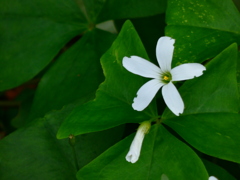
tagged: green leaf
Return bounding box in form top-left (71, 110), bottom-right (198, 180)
top-left (165, 0), bottom-right (240, 66)
top-left (233, 0), bottom-right (240, 11)
top-left (77, 124), bottom-right (208, 180)
top-left (163, 44), bottom-right (240, 163)
top-left (115, 14), bottom-right (166, 62)
top-left (76, 0), bottom-right (105, 24)
top-left (165, 113), bottom-right (240, 163)
top-left (11, 89), bottom-right (35, 128)
top-left (96, 0), bottom-right (167, 23)
top-left (0, 103), bottom-right (124, 180)
top-left (57, 20), bottom-right (158, 139)
top-left (0, 0), bottom-right (88, 91)
top-left (164, 43), bottom-right (239, 118)
top-left (237, 52), bottom-right (240, 97)
top-left (28, 29), bottom-right (116, 120)
top-left (202, 159), bottom-right (236, 180)
top-left (77, 0), bottom-right (167, 24)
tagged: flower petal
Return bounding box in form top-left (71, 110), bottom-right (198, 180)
top-left (156, 36), bottom-right (175, 72)
top-left (123, 56), bottom-right (161, 79)
top-left (162, 82), bottom-right (184, 116)
top-left (133, 79), bottom-right (164, 111)
top-left (171, 63), bottom-right (206, 81)
top-left (209, 176), bottom-right (218, 180)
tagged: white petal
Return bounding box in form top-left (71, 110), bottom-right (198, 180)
top-left (132, 79), bottom-right (164, 111)
top-left (156, 36), bottom-right (175, 72)
top-left (171, 63), bottom-right (206, 81)
top-left (209, 176), bottom-right (218, 180)
top-left (123, 56), bottom-right (161, 79)
top-left (162, 82), bottom-right (184, 116)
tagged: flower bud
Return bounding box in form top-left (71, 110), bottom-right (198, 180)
top-left (125, 121), bottom-right (151, 163)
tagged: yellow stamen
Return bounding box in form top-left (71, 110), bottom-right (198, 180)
top-left (163, 76), bottom-right (169, 81)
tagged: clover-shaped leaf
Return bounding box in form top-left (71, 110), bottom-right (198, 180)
top-left (77, 125), bottom-right (208, 180)
top-left (57, 20), bottom-right (158, 139)
top-left (0, 0), bottom-right (88, 91)
top-left (163, 43), bottom-right (240, 163)
top-left (166, 0), bottom-right (240, 66)
top-left (28, 29), bottom-right (116, 120)
top-left (0, 103), bottom-right (124, 179)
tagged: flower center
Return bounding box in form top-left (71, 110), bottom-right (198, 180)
top-left (163, 76), bottom-right (169, 81)
top-left (161, 72), bottom-right (172, 84)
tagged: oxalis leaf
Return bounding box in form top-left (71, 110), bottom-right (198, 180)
top-left (28, 29), bottom-right (116, 120)
top-left (0, 102), bottom-right (124, 180)
top-left (75, 0), bottom-right (167, 24)
top-left (202, 159), bottom-right (237, 180)
top-left (77, 124), bottom-right (208, 180)
top-left (0, 0), bottom-right (88, 91)
top-left (57, 20), bottom-right (158, 139)
top-left (166, 0), bottom-right (240, 66)
top-left (163, 43), bottom-right (240, 163)
top-left (95, 0), bottom-right (167, 23)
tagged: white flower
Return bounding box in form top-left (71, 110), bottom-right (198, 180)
top-left (209, 176), bottom-right (218, 180)
top-left (123, 36), bottom-right (206, 116)
top-left (126, 121), bottom-right (151, 163)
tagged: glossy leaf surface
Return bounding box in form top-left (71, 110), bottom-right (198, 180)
top-left (77, 125), bottom-right (208, 180)
top-left (29, 29), bottom-right (116, 120)
top-left (166, 0), bottom-right (240, 66)
top-left (57, 21), bottom-right (158, 139)
top-left (0, 0), bottom-right (88, 91)
top-left (0, 104), bottom-right (124, 180)
top-left (163, 44), bottom-right (240, 163)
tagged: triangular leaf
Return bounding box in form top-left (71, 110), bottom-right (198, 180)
top-left (166, 0), bottom-right (240, 66)
top-left (96, 0), bottom-right (167, 23)
top-left (163, 43), bottom-right (239, 118)
top-left (0, 0), bottom-right (88, 91)
top-left (57, 20), bottom-right (158, 139)
top-left (77, 125), bottom-right (208, 180)
top-left (29, 29), bottom-right (116, 120)
top-left (163, 44), bottom-right (240, 163)
top-left (202, 159), bottom-right (237, 180)
top-left (0, 104), bottom-right (124, 180)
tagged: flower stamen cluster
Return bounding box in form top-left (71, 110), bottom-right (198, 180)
top-left (161, 72), bottom-right (172, 84)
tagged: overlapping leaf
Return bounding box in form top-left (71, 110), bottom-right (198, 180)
top-left (75, 0), bottom-right (167, 24)
top-left (0, 103), bottom-right (124, 180)
top-left (1, 0), bottom-right (240, 179)
top-left (28, 29), bottom-right (116, 120)
top-left (237, 52), bottom-right (240, 95)
top-left (77, 125), bottom-right (208, 180)
top-left (163, 44), bottom-right (240, 163)
top-left (74, 40), bottom-right (240, 178)
top-left (202, 159), bottom-right (236, 180)
top-left (95, 0), bottom-right (167, 23)
top-left (115, 14), bottom-right (166, 61)
top-left (0, 0), bottom-right (88, 91)
top-left (57, 21), bottom-right (158, 139)
top-left (166, 0), bottom-right (240, 66)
